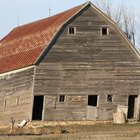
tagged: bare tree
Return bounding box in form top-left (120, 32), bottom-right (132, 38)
top-left (113, 5), bottom-right (123, 28)
top-left (121, 6), bottom-right (135, 45)
top-left (93, 0), bottom-right (112, 18)
top-left (137, 16), bottom-right (140, 47)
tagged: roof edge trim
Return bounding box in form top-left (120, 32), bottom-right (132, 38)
top-left (0, 66), bottom-right (34, 77)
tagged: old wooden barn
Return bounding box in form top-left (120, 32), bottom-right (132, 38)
top-left (0, 2), bottom-right (140, 124)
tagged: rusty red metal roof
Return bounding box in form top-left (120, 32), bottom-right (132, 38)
top-left (0, 3), bottom-right (86, 73)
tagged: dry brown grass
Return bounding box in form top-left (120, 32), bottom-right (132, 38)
top-left (0, 121), bottom-right (140, 139)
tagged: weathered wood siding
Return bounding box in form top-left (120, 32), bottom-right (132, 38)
top-left (0, 67), bottom-right (34, 124)
top-left (34, 6), bottom-right (140, 120)
top-left (43, 95), bottom-right (87, 120)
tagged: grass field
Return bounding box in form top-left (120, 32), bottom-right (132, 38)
top-left (0, 121), bottom-right (140, 140)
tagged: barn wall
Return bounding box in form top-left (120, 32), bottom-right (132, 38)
top-left (34, 6), bottom-right (140, 120)
top-left (43, 95), bottom-right (87, 121)
top-left (0, 67), bottom-right (34, 124)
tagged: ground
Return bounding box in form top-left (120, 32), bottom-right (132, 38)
top-left (0, 121), bottom-right (140, 140)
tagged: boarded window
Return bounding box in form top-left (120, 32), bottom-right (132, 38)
top-left (107, 95), bottom-right (113, 102)
top-left (16, 97), bottom-right (19, 105)
top-left (59, 95), bottom-right (65, 102)
top-left (101, 27), bottom-right (109, 35)
top-left (0, 99), bottom-right (5, 108)
top-left (88, 95), bottom-right (98, 107)
top-left (6, 98), bottom-right (17, 107)
top-left (68, 27), bottom-right (76, 34)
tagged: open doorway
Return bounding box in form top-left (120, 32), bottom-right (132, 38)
top-left (88, 95), bottom-right (98, 107)
top-left (127, 95), bottom-right (138, 119)
top-left (86, 95), bottom-right (98, 120)
top-left (32, 95), bottom-right (44, 120)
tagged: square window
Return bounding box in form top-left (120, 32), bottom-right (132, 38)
top-left (59, 95), bottom-right (65, 102)
top-left (101, 27), bottom-right (109, 35)
top-left (107, 95), bottom-right (113, 102)
top-left (88, 95), bottom-right (98, 107)
top-left (68, 27), bottom-right (76, 34)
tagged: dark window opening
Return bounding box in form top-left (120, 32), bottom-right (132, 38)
top-left (32, 95), bottom-right (44, 120)
top-left (59, 95), bottom-right (65, 102)
top-left (102, 27), bottom-right (108, 35)
top-left (88, 95), bottom-right (98, 107)
top-left (107, 95), bottom-right (113, 102)
top-left (127, 95), bottom-right (138, 119)
top-left (68, 27), bottom-right (76, 34)
top-left (4, 100), bottom-right (6, 108)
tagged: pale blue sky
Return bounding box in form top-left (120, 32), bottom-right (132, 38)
top-left (0, 0), bottom-right (140, 39)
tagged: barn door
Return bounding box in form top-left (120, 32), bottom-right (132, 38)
top-left (45, 96), bottom-right (56, 108)
top-left (127, 95), bottom-right (139, 120)
top-left (86, 95), bottom-right (98, 120)
top-left (43, 96), bottom-right (56, 120)
top-left (32, 95), bottom-right (44, 120)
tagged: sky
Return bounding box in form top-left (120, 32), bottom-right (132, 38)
top-left (0, 0), bottom-right (140, 40)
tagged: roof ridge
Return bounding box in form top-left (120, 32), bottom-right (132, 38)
top-left (0, 2), bottom-right (88, 73)
top-left (35, 2), bottom-right (91, 64)
top-left (0, 2), bottom-right (88, 43)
